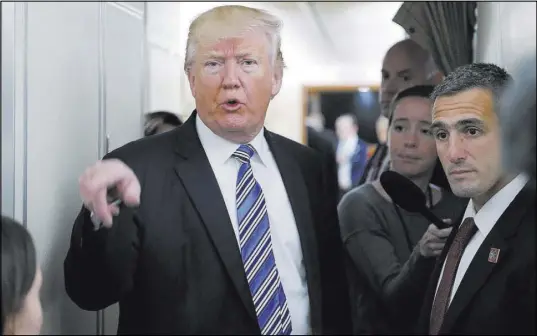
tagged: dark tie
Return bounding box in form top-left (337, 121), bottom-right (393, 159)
top-left (232, 144), bottom-right (292, 335)
top-left (429, 217), bottom-right (478, 335)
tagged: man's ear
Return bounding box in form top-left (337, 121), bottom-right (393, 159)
top-left (271, 65), bottom-right (283, 99)
top-left (187, 70), bottom-right (196, 97)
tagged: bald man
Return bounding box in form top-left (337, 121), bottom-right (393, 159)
top-left (359, 39), bottom-right (442, 186)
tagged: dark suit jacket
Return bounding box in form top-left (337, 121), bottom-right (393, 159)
top-left (306, 126), bottom-right (339, 203)
top-left (416, 180), bottom-right (536, 335)
top-left (350, 139), bottom-right (368, 188)
top-left (64, 112), bottom-right (351, 335)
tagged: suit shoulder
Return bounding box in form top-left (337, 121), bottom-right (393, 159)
top-left (104, 129), bottom-right (177, 165)
top-left (268, 131), bottom-right (321, 162)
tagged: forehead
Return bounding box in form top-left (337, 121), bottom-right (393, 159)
top-left (393, 96), bottom-right (432, 121)
top-left (432, 87), bottom-right (496, 124)
top-left (382, 47), bottom-right (417, 72)
top-left (196, 28), bottom-right (269, 57)
top-left (336, 116), bottom-right (354, 127)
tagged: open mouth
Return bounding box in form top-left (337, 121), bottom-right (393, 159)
top-left (222, 99), bottom-right (241, 111)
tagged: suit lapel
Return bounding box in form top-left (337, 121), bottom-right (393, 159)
top-left (440, 184), bottom-right (533, 333)
top-left (264, 131), bottom-right (322, 325)
top-left (172, 112), bottom-right (256, 321)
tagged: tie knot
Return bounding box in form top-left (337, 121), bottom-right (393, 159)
top-left (232, 144), bottom-right (256, 164)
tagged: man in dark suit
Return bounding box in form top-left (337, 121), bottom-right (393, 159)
top-left (63, 5), bottom-right (351, 335)
top-left (418, 63), bottom-right (535, 335)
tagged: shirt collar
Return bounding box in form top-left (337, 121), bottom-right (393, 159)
top-left (195, 113), bottom-right (269, 166)
top-left (461, 173), bottom-right (529, 237)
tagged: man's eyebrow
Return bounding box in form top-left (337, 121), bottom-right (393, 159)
top-left (430, 118), bottom-right (486, 130)
top-left (397, 68), bottom-right (412, 76)
top-left (454, 118), bottom-right (486, 128)
top-left (430, 120), bottom-right (447, 130)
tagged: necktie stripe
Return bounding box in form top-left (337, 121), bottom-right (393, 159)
top-left (262, 307), bottom-right (281, 334)
top-left (243, 226), bottom-right (271, 271)
top-left (238, 192), bottom-right (265, 228)
top-left (240, 207), bottom-right (267, 250)
top-left (245, 232), bottom-right (272, 280)
top-left (245, 236), bottom-right (272, 286)
top-left (232, 144), bottom-right (292, 335)
top-left (236, 172), bottom-right (255, 205)
top-left (238, 200), bottom-right (266, 245)
top-left (254, 268), bottom-right (279, 310)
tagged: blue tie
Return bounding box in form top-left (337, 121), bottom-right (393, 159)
top-left (232, 144), bottom-right (292, 335)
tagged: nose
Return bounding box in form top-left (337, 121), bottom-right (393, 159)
top-left (222, 62), bottom-right (240, 89)
top-left (381, 78), bottom-right (398, 97)
top-left (445, 134), bottom-right (467, 163)
top-left (403, 131), bottom-right (419, 148)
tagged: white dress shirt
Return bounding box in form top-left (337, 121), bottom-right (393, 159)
top-left (196, 115), bottom-right (311, 335)
top-left (336, 135), bottom-right (359, 190)
top-left (434, 173), bottom-right (529, 306)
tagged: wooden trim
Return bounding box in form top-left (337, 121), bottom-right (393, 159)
top-left (301, 84), bottom-right (380, 144)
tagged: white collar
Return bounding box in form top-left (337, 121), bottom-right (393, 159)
top-left (461, 173), bottom-right (529, 236)
top-left (195, 113), bottom-right (269, 166)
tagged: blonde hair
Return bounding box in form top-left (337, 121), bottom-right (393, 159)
top-left (184, 5), bottom-right (285, 74)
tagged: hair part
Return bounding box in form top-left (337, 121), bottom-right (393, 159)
top-left (1, 216), bottom-right (37, 332)
top-left (184, 5), bottom-right (285, 74)
top-left (389, 84), bottom-right (436, 125)
top-left (430, 63), bottom-right (512, 104)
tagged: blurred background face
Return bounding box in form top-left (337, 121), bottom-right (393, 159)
top-left (335, 115), bottom-right (358, 140)
top-left (432, 88), bottom-right (503, 198)
top-left (380, 46), bottom-right (429, 118)
top-left (388, 96), bottom-right (437, 178)
top-left (188, 28), bottom-right (282, 143)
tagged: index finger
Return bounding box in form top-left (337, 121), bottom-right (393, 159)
top-left (432, 226), bottom-right (453, 238)
top-left (86, 160), bottom-right (137, 197)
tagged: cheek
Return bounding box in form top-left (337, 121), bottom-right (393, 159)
top-left (13, 294), bottom-right (43, 335)
top-left (195, 75), bottom-right (221, 98)
top-left (435, 142), bottom-right (449, 161)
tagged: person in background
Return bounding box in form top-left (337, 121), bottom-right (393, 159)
top-left (360, 39), bottom-right (443, 187)
top-left (1, 216), bottom-right (43, 335)
top-left (338, 85), bottom-right (466, 334)
top-left (375, 114), bottom-right (389, 147)
top-left (335, 114), bottom-right (368, 197)
top-left (143, 111), bottom-right (183, 137)
top-left (417, 63), bottom-right (535, 335)
top-left (64, 5), bottom-right (351, 335)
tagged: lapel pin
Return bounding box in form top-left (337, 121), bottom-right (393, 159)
top-left (488, 247), bottom-right (501, 264)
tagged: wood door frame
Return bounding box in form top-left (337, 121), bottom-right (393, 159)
top-left (301, 84), bottom-right (380, 144)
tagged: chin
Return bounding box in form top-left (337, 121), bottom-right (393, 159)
top-left (449, 182), bottom-right (483, 199)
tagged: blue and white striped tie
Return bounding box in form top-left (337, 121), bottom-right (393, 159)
top-left (233, 144), bottom-right (292, 335)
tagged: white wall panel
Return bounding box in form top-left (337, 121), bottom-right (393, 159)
top-left (2, 2), bottom-right (17, 218)
top-left (103, 2), bottom-right (145, 152)
top-left (147, 45), bottom-right (183, 114)
top-left (25, 2), bottom-right (101, 334)
top-left (475, 2), bottom-right (536, 73)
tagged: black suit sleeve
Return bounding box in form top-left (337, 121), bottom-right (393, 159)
top-left (64, 151), bottom-right (143, 311)
top-left (315, 154), bottom-right (353, 334)
top-left (338, 192), bottom-right (436, 328)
